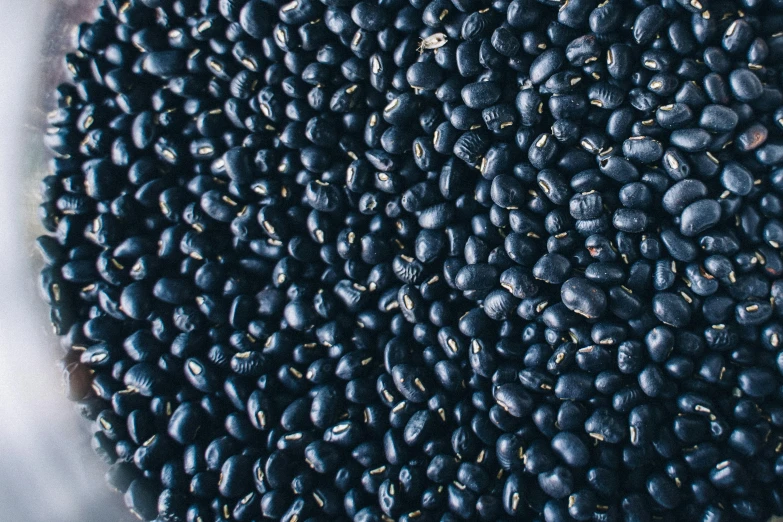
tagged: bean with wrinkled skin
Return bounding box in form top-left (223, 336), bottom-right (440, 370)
top-left (622, 136), bottom-right (663, 164)
top-left (633, 6), bottom-right (667, 45)
top-left (613, 209), bottom-right (648, 233)
top-left (560, 277), bottom-right (607, 319)
top-left (537, 466), bottom-right (574, 499)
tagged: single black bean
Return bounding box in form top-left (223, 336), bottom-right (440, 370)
top-left (560, 277), bottom-right (607, 319)
top-left (633, 6), bottom-right (667, 45)
top-left (537, 466), bottom-right (574, 499)
top-left (662, 179), bottom-right (707, 215)
top-left (653, 292), bottom-right (692, 327)
top-left (551, 432), bottom-right (589, 467)
top-left (670, 128), bottom-right (712, 152)
top-left (529, 49), bottom-right (565, 85)
top-left (720, 161), bottom-right (754, 196)
top-left (729, 68), bottom-right (763, 101)
top-left (699, 104), bottom-right (738, 132)
top-left (622, 136), bottom-right (663, 164)
top-left (646, 473), bottom-right (681, 509)
top-left (613, 209), bottom-right (648, 233)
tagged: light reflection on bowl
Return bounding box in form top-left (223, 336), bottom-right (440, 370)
top-left (0, 1), bottom-right (133, 520)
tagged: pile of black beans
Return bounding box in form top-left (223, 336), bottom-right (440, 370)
top-left (37, 0), bottom-right (783, 520)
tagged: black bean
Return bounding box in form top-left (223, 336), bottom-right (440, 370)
top-left (699, 104), bottom-right (738, 132)
top-left (737, 367), bottom-right (777, 397)
top-left (455, 263), bottom-right (499, 292)
top-left (736, 122), bottom-right (768, 152)
top-left (533, 253), bottom-right (572, 284)
top-left (554, 371), bottom-right (593, 400)
top-left (560, 277), bottom-right (607, 319)
top-left (646, 473), bottom-right (681, 509)
top-left (670, 128), bottom-right (712, 152)
top-left (652, 292), bottom-right (692, 327)
top-left (538, 466), bottom-right (574, 499)
top-left (390, 364), bottom-right (430, 403)
top-left (632, 6), bottom-right (667, 45)
top-left (613, 209), bottom-right (648, 233)
top-left (529, 49), bottom-right (565, 85)
top-left (551, 432), bottom-right (589, 467)
top-left (587, 82), bottom-right (625, 109)
top-left (406, 61), bottom-right (444, 91)
top-left (461, 81), bottom-right (501, 109)
top-left (589, 0), bottom-right (622, 33)
top-left (720, 160), bottom-right (754, 196)
top-left (123, 363), bottom-right (163, 397)
top-left (728, 68), bottom-right (763, 101)
top-left (565, 35), bottom-right (600, 67)
top-left (537, 168), bottom-right (571, 205)
top-left (656, 103), bottom-right (693, 130)
top-left (142, 50), bottom-right (186, 78)
top-left (679, 198), bottom-right (722, 237)
top-left (598, 155), bottom-right (639, 183)
top-left (662, 179), bottom-right (707, 215)
top-left (351, 2), bottom-right (388, 31)
top-left (493, 383), bottom-right (533, 418)
top-left (622, 136), bottom-right (663, 164)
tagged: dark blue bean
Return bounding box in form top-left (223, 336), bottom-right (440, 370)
top-left (646, 473), bottom-right (681, 509)
top-left (538, 466), bottom-right (574, 499)
top-left (589, 0), bottom-right (622, 33)
top-left (656, 103), bottom-right (694, 130)
top-left (653, 292), bottom-right (692, 327)
top-left (680, 199), bottom-right (721, 237)
top-left (737, 367), bottom-right (777, 397)
top-left (729, 68), bottom-right (763, 101)
top-left (632, 7), bottom-right (666, 45)
top-left (530, 49), bottom-right (565, 85)
top-left (699, 104), bottom-right (738, 132)
top-left (461, 81), bottom-right (501, 109)
top-left (670, 128), bottom-right (712, 152)
top-left (551, 432), bottom-right (589, 467)
top-left (560, 277), bottom-right (607, 319)
top-left (622, 136), bottom-right (663, 164)
top-left (598, 155), bottom-right (639, 183)
top-left (612, 209), bottom-right (648, 233)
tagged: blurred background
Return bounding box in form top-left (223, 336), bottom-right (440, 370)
top-left (0, 0), bottom-right (133, 520)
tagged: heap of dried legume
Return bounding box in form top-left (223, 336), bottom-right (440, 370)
top-left (39, 0), bottom-right (783, 520)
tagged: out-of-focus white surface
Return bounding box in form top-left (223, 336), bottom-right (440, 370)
top-left (0, 0), bottom-right (133, 520)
